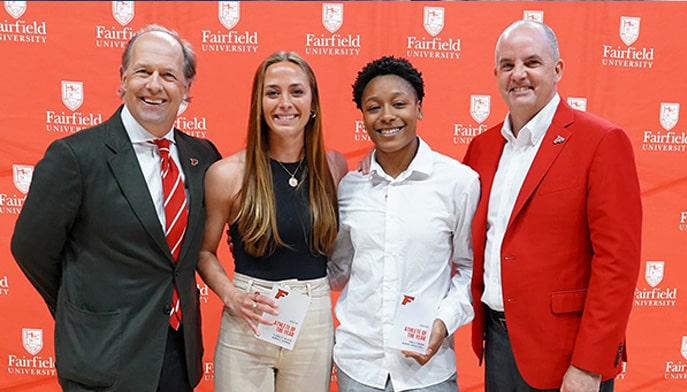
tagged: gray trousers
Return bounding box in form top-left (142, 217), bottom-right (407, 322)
top-left (484, 308), bottom-right (615, 392)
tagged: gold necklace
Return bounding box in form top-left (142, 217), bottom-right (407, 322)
top-left (274, 158), bottom-right (305, 188)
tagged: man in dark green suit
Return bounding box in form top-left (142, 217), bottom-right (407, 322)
top-left (11, 25), bottom-right (221, 391)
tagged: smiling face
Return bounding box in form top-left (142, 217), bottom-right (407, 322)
top-left (361, 74), bottom-right (421, 158)
top-left (120, 31), bottom-right (188, 137)
top-left (494, 22), bottom-right (564, 133)
top-left (261, 61), bottom-right (313, 141)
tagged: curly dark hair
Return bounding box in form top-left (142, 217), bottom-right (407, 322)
top-left (352, 56), bottom-right (425, 110)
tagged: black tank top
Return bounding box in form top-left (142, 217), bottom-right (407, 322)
top-left (229, 159), bottom-right (327, 280)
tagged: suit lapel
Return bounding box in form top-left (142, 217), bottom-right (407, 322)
top-left (508, 102), bottom-right (575, 228)
top-left (105, 113), bottom-right (172, 260)
top-left (465, 128), bottom-right (506, 255)
top-left (174, 131), bottom-right (204, 262)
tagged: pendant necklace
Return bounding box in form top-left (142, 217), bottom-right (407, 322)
top-left (275, 158), bottom-right (304, 188)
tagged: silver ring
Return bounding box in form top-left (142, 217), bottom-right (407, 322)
top-left (251, 301), bottom-right (258, 313)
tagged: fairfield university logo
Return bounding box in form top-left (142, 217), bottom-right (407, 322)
top-left (620, 16), bottom-right (639, 46)
top-left (664, 337), bottom-right (687, 380)
top-left (200, 1), bottom-right (258, 54)
top-left (634, 260), bottom-right (678, 307)
top-left (642, 102), bottom-right (686, 153)
top-left (112, 1), bottom-right (134, 26)
top-left (423, 7), bottom-right (444, 36)
top-left (353, 120), bottom-right (371, 143)
top-left (680, 210), bottom-right (687, 232)
top-left (46, 80), bottom-right (103, 134)
top-left (453, 94), bottom-right (490, 145)
top-left (22, 328), bottom-right (42, 356)
top-left (219, 1), bottom-right (239, 30)
top-left (0, 163), bottom-right (28, 215)
top-left (567, 97), bottom-right (587, 112)
top-left (0, 274), bottom-right (8, 295)
top-left (645, 260), bottom-right (664, 288)
top-left (8, 328), bottom-right (56, 376)
top-left (407, 6), bottom-right (461, 61)
top-left (5, 1), bottom-right (26, 19)
top-left (660, 102), bottom-right (680, 132)
top-left (523, 10), bottom-right (544, 23)
top-left (304, 3), bottom-right (361, 57)
top-left (203, 360), bottom-right (214, 382)
top-left (13, 164), bottom-right (32, 194)
top-left (601, 16), bottom-right (654, 69)
top-left (62, 81), bottom-right (83, 112)
top-left (1, 1), bottom-right (48, 44)
top-left (322, 3), bottom-right (343, 34)
top-left (94, 1), bottom-right (135, 48)
top-left (470, 95), bottom-right (490, 124)
top-left (175, 101), bottom-right (208, 138)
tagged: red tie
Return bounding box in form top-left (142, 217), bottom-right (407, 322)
top-left (151, 138), bottom-right (187, 330)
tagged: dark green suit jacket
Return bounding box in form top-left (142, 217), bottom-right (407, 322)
top-left (11, 106), bottom-right (222, 391)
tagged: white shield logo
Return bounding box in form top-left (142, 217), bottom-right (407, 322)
top-left (660, 102), bottom-right (680, 131)
top-left (112, 1), bottom-right (134, 26)
top-left (13, 164), bottom-right (33, 194)
top-left (523, 10), bottom-right (544, 23)
top-left (22, 328), bottom-right (43, 356)
top-left (423, 7), bottom-right (444, 37)
top-left (567, 97), bottom-right (587, 112)
top-left (645, 261), bottom-right (664, 288)
top-left (619, 16), bottom-right (640, 46)
top-left (5, 1), bottom-right (26, 19)
top-left (322, 3), bottom-right (343, 34)
top-left (62, 81), bottom-right (84, 112)
top-left (470, 95), bottom-right (490, 124)
top-left (219, 1), bottom-right (240, 30)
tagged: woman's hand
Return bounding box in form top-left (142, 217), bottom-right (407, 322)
top-left (225, 289), bottom-right (279, 336)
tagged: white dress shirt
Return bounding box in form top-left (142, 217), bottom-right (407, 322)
top-left (481, 94), bottom-right (560, 311)
top-left (120, 105), bottom-right (185, 230)
top-left (328, 138), bottom-right (479, 391)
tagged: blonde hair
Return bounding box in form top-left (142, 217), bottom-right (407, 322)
top-left (236, 51), bottom-right (339, 257)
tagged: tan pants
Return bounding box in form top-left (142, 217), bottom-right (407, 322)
top-left (213, 273), bottom-right (333, 392)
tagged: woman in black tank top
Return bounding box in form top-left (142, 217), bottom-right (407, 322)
top-left (197, 51), bottom-right (348, 392)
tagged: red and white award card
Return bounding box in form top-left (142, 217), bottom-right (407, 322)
top-left (256, 285), bottom-right (311, 350)
top-left (389, 294), bottom-right (434, 354)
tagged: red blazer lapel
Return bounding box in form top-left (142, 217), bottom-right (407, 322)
top-left (508, 102), bottom-right (574, 228)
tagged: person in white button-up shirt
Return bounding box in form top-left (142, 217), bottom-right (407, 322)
top-left (328, 56), bottom-right (480, 392)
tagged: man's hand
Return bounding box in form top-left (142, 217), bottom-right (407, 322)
top-left (401, 319), bottom-right (448, 366)
top-left (561, 365), bottom-right (602, 392)
top-left (356, 148), bottom-right (373, 175)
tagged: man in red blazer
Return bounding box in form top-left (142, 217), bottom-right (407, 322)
top-left (463, 20), bottom-right (642, 391)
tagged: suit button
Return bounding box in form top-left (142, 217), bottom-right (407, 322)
top-left (163, 305), bottom-right (172, 315)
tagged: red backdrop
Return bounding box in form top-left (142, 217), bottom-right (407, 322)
top-left (1, 2), bottom-right (686, 391)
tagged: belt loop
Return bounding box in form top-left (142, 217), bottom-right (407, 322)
top-left (306, 282), bottom-right (312, 297)
top-left (245, 279), bottom-right (254, 293)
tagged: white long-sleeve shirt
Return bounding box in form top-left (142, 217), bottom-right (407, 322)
top-left (121, 105), bottom-right (185, 230)
top-left (328, 138), bottom-right (479, 391)
top-left (482, 94), bottom-right (559, 311)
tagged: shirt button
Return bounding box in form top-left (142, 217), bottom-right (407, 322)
top-left (163, 305), bottom-right (172, 315)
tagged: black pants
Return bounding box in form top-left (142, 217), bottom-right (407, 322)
top-left (157, 326), bottom-right (193, 392)
top-left (484, 308), bottom-right (615, 392)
